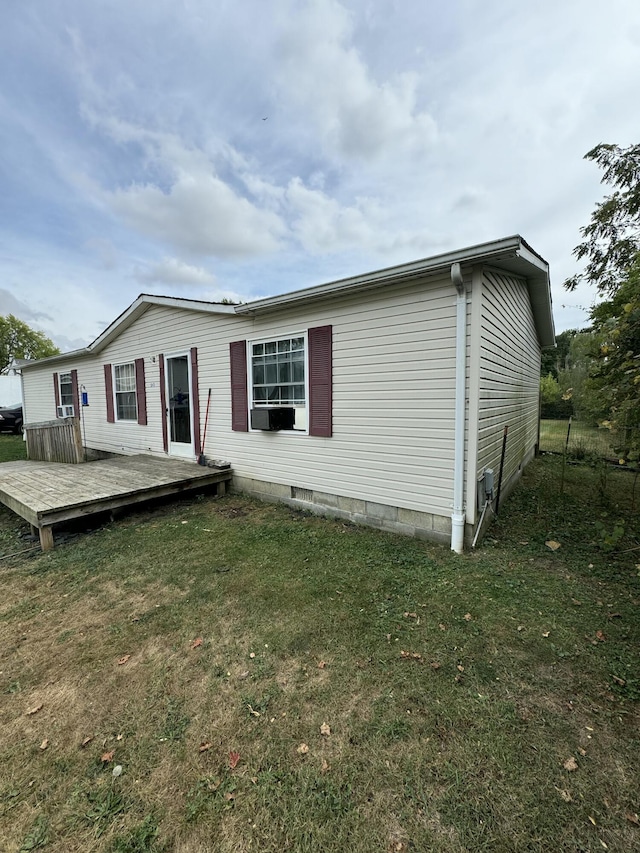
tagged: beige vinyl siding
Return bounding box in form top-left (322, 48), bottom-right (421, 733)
top-left (477, 270), bottom-right (541, 494)
top-left (22, 274), bottom-right (459, 519)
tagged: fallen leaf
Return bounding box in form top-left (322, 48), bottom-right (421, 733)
top-left (457, 664), bottom-right (465, 672)
top-left (438, 623), bottom-right (447, 631)
top-left (320, 722), bottom-right (331, 737)
top-left (190, 637), bottom-right (203, 649)
top-left (26, 704), bottom-right (43, 716)
top-left (595, 630), bottom-right (606, 642)
top-left (101, 751), bottom-right (115, 763)
top-left (400, 650), bottom-right (423, 662)
top-left (612, 675), bottom-right (626, 687)
top-left (464, 613), bottom-right (473, 621)
top-left (571, 598), bottom-right (582, 606)
top-left (81, 736), bottom-right (93, 748)
top-left (542, 631), bottom-right (551, 638)
top-left (117, 654), bottom-right (131, 665)
top-left (545, 540), bottom-right (561, 551)
top-left (229, 750), bottom-right (240, 769)
top-left (297, 743), bottom-right (309, 755)
top-left (238, 670), bottom-right (250, 679)
top-left (116, 734), bottom-right (124, 741)
top-left (199, 742), bottom-right (212, 753)
top-left (321, 759), bottom-right (330, 773)
top-left (40, 739), bottom-right (49, 750)
top-left (224, 792), bottom-right (235, 801)
top-left (563, 757), bottom-right (578, 772)
top-left (558, 789), bottom-right (573, 802)
top-left (317, 660), bottom-right (327, 669)
top-left (403, 612), bottom-right (417, 619)
top-left (578, 747), bottom-right (587, 756)
top-left (430, 661), bottom-right (441, 670)
top-left (625, 812), bottom-right (640, 826)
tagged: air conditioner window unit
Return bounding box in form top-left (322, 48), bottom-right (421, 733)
top-left (250, 407), bottom-right (295, 431)
top-left (57, 405), bottom-right (75, 418)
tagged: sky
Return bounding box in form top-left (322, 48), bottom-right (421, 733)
top-left (1, 0), bottom-right (639, 351)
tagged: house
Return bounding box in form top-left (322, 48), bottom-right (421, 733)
top-left (20, 235), bottom-right (555, 551)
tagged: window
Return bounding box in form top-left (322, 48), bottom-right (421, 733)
top-left (113, 363), bottom-right (137, 421)
top-left (230, 325), bottom-right (332, 436)
top-left (251, 336), bottom-right (305, 407)
top-left (59, 373), bottom-right (73, 406)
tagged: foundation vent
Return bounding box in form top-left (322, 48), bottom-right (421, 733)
top-left (291, 486), bottom-right (313, 502)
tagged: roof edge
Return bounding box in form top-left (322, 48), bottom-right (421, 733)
top-left (235, 235), bottom-right (528, 315)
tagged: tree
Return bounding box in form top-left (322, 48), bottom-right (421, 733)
top-left (556, 329), bottom-right (608, 424)
top-left (565, 143), bottom-right (640, 296)
top-left (587, 261), bottom-right (640, 460)
top-left (564, 143), bottom-right (640, 460)
top-left (540, 329), bottom-right (578, 379)
top-left (0, 315), bottom-right (59, 372)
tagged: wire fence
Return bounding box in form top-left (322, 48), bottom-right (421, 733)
top-left (539, 418), bottom-right (639, 463)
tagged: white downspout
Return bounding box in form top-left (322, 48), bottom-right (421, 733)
top-left (451, 262), bottom-right (467, 553)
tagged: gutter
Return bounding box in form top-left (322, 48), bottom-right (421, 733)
top-left (451, 262), bottom-right (467, 554)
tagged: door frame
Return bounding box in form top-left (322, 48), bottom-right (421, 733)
top-left (164, 350), bottom-right (195, 458)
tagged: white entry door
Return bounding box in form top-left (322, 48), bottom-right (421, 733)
top-left (165, 353), bottom-right (194, 458)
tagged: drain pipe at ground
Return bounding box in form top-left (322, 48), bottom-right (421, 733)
top-left (450, 262), bottom-right (467, 554)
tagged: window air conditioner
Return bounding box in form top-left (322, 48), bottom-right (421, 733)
top-left (250, 407), bottom-right (295, 431)
top-left (57, 405), bottom-right (75, 418)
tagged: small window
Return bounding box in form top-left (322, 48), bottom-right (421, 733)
top-left (114, 363), bottom-right (137, 421)
top-left (59, 373), bottom-right (73, 406)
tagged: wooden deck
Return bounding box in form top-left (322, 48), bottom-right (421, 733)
top-left (0, 455), bottom-right (232, 551)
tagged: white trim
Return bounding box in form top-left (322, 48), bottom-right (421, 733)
top-left (465, 265), bottom-right (484, 526)
top-left (112, 362), bottom-right (138, 423)
top-left (247, 330), bottom-right (309, 435)
top-left (164, 350), bottom-right (196, 458)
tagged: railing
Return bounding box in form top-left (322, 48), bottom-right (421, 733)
top-left (24, 417), bottom-right (84, 464)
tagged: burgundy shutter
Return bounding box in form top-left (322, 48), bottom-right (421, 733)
top-left (159, 354), bottom-right (168, 452)
top-left (104, 364), bottom-right (115, 423)
top-left (308, 325), bottom-right (333, 437)
top-left (71, 369), bottom-right (80, 418)
top-left (53, 372), bottom-right (60, 413)
top-left (230, 340), bottom-right (248, 432)
top-left (190, 347), bottom-right (201, 456)
top-left (135, 358), bottom-right (147, 425)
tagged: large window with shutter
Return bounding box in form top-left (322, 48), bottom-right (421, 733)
top-left (230, 325), bottom-right (332, 437)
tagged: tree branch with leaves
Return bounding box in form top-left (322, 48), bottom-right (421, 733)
top-left (0, 315), bottom-right (59, 373)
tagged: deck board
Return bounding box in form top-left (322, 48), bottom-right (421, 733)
top-left (0, 455), bottom-right (232, 550)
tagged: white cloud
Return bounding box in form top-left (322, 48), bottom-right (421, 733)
top-left (134, 257), bottom-right (216, 287)
top-left (276, 0), bottom-right (437, 160)
top-left (110, 168), bottom-right (286, 259)
top-left (285, 177), bottom-right (378, 252)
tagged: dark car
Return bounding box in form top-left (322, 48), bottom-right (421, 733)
top-left (0, 403), bottom-right (23, 434)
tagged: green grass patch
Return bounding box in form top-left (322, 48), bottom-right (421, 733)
top-left (0, 434), bottom-right (27, 464)
top-left (0, 455), bottom-right (638, 851)
top-left (539, 418), bottom-right (621, 457)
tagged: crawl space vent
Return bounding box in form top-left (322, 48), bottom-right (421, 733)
top-left (291, 486), bottom-right (313, 502)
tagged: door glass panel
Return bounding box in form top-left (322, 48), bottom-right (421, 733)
top-left (167, 356), bottom-right (191, 444)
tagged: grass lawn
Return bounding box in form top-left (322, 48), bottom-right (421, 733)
top-left (0, 434), bottom-right (27, 463)
top-left (0, 446), bottom-right (638, 852)
top-left (539, 419), bottom-right (621, 458)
